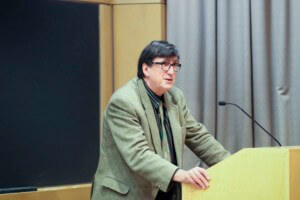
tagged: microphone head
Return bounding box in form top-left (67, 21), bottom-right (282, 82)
top-left (218, 101), bottom-right (227, 106)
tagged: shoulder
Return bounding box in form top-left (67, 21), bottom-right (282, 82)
top-left (106, 78), bottom-right (141, 111)
top-left (111, 78), bottom-right (139, 101)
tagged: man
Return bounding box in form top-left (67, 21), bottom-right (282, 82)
top-left (91, 41), bottom-right (230, 200)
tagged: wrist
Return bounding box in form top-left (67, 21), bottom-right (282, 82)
top-left (172, 169), bottom-right (185, 183)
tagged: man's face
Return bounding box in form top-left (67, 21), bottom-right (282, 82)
top-left (143, 56), bottom-right (179, 96)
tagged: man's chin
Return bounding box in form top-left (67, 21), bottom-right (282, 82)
top-left (164, 84), bottom-right (174, 91)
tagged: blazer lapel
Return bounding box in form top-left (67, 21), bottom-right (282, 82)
top-left (164, 92), bottom-right (183, 167)
top-left (137, 79), bottom-right (162, 155)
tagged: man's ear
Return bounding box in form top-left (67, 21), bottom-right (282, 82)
top-left (142, 63), bottom-right (150, 77)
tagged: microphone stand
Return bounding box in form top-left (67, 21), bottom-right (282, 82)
top-left (218, 101), bottom-right (282, 146)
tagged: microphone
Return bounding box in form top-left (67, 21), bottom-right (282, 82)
top-left (218, 101), bottom-right (282, 146)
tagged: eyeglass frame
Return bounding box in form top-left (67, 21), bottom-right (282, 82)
top-left (151, 61), bottom-right (182, 72)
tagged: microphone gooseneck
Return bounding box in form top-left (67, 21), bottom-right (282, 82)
top-left (218, 101), bottom-right (282, 146)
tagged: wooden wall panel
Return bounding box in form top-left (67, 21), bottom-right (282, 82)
top-left (113, 3), bottom-right (166, 89)
top-left (0, 184), bottom-right (91, 200)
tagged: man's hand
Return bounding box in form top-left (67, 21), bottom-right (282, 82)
top-left (172, 167), bottom-right (210, 189)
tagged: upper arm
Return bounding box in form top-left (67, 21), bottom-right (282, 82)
top-left (176, 90), bottom-right (230, 166)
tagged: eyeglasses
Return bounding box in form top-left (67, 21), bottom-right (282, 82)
top-left (151, 61), bottom-right (182, 72)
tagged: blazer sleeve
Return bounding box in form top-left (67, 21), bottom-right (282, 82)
top-left (177, 90), bottom-right (231, 166)
top-left (105, 96), bottom-right (178, 192)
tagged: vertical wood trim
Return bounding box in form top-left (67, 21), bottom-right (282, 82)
top-left (99, 4), bottom-right (113, 144)
top-left (160, 3), bottom-right (166, 40)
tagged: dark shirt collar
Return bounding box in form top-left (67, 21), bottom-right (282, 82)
top-left (143, 79), bottom-right (164, 109)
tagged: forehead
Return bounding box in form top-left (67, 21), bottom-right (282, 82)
top-left (153, 56), bottom-right (179, 62)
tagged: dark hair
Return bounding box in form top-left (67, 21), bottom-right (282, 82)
top-left (137, 40), bottom-right (179, 79)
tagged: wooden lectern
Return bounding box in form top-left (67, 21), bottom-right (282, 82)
top-left (183, 147), bottom-right (300, 200)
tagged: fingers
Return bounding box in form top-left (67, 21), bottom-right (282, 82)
top-left (173, 167), bottom-right (211, 190)
top-left (187, 167), bottom-right (211, 189)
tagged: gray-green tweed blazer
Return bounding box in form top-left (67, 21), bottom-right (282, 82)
top-left (91, 78), bottom-right (230, 200)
